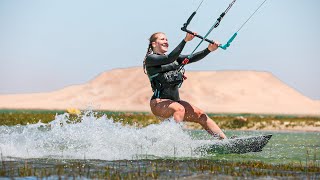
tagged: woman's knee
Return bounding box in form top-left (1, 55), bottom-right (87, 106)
top-left (171, 104), bottom-right (186, 122)
top-left (175, 105), bottom-right (185, 114)
top-left (173, 105), bottom-right (186, 116)
top-left (150, 99), bottom-right (186, 120)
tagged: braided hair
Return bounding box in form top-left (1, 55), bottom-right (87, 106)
top-left (143, 32), bottom-right (163, 74)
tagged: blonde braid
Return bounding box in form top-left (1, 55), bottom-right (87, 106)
top-left (143, 43), bottom-right (153, 74)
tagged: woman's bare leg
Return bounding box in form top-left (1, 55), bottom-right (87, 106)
top-left (150, 98), bottom-right (226, 139)
top-left (178, 100), bottom-right (227, 139)
top-left (150, 98), bottom-right (185, 122)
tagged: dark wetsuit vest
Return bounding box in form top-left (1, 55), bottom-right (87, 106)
top-left (145, 39), bottom-right (211, 101)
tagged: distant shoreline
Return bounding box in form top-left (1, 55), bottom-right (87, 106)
top-left (1, 109), bottom-right (319, 132)
top-left (1, 108), bottom-right (320, 117)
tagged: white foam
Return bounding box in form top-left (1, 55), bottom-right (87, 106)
top-left (0, 111), bottom-right (209, 160)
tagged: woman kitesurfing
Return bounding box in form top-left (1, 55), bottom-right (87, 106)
top-left (143, 32), bottom-right (227, 139)
top-left (143, 0), bottom-right (268, 139)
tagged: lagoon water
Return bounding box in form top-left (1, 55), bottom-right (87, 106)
top-left (0, 111), bottom-right (319, 178)
top-left (0, 111), bottom-right (320, 179)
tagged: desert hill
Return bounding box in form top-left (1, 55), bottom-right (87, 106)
top-left (0, 67), bottom-right (319, 115)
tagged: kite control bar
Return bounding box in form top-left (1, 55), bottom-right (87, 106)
top-left (181, 0), bottom-right (237, 54)
top-left (181, 0), bottom-right (268, 51)
top-left (181, 26), bottom-right (238, 50)
top-left (181, 27), bottom-right (215, 44)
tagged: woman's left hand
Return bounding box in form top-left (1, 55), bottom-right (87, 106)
top-left (208, 41), bottom-right (220, 52)
top-left (184, 32), bottom-right (196, 42)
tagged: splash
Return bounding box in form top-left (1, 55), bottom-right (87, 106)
top-left (0, 111), bottom-right (209, 160)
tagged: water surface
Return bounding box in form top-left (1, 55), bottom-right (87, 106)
top-left (0, 112), bottom-right (319, 178)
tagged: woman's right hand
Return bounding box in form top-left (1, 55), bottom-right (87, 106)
top-left (184, 32), bottom-right (196, 42)
top-left (208, 41), bottom-right (221, 52)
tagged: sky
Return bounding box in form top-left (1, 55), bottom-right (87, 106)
top-left (0, 0), bottom-right (319, 100)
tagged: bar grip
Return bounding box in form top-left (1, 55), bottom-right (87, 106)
top-left (181, 27), bottom-right (214, 44)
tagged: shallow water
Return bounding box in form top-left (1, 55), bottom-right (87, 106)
top-left (0, 111), bottom-right (319, 178)
top-left (200, 130), bottom-right (320, 165)
top-left (0, 111), bottom-right (319, 162)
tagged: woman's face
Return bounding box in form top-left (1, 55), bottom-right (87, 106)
top-left (152, 33), bottom-right (169, 54)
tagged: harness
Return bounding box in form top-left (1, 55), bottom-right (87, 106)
top-left (148, 68), bottom-right (185, 98)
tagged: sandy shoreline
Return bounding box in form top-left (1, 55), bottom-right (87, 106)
top-left (0, 108), bottom-right (319, 132)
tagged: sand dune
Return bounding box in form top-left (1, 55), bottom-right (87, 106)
top-left (0, 67), bottom-right (319, 116)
